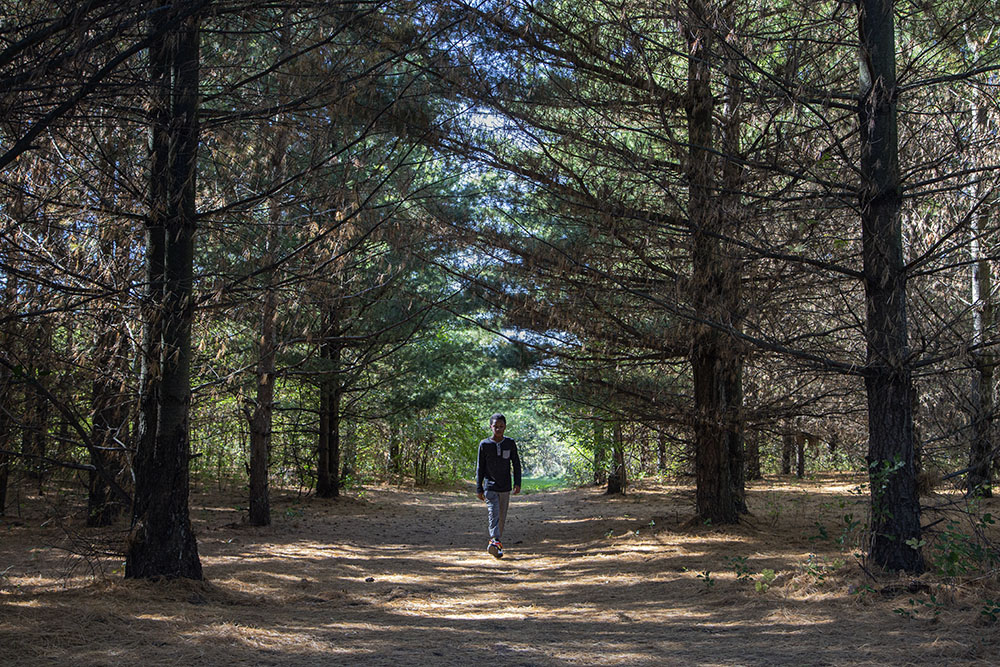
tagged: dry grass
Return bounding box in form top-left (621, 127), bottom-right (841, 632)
top-left (2, 473), bottom-right (999, 666)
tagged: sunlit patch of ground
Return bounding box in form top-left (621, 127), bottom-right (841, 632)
top-left (1, 474), bottom-right (999, 665)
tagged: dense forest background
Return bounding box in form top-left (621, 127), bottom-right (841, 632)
top-left (3, 0), bottom-right (1000, 578)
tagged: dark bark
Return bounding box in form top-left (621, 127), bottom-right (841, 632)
top-left (686, 2), bottom-right (743, 523)
top-left (796, 432), bottom-right (805, 479)
top-left (316, 305), bottom-right (342, 498)
top-left (126, 2), bottom-right (202, 580)
top-left (248, 284), bottom-right (276, 525)
top-left (22, 378), bottom-right (48, 485)
top-left (606, 422), bottom-right (626, 495)
top-left (858, 0), bottom-right (923, 573)
top-left (781, 431), bottom-right (793, 474)
top-left (388, 424), bottom-right (402, 477)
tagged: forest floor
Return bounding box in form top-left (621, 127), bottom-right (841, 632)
top-left (2, 473), bottom-right (1000, 666)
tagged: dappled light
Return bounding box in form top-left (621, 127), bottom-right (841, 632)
top-left (3, 477), bottom-right (999, 665)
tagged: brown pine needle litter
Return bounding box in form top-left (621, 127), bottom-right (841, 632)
top-left (2, 474), bottom-right (999, 666)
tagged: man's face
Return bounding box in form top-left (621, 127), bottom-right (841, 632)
top-left (490, 419), bottom-right (506, 439)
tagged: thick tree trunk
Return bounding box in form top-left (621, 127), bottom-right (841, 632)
top-left (858, 0), bottom-right (923, 573)
top-left (316, 306), bottom-right (342, 498)
top-left (686, 2), bottom-right (743, 523)
top-left (248, 285), bottom-right (276, 525)
top-left (126, 3), bottom-right (203, 580)
top-left (606, 422), bottom-right (626, 495)
top-left (796, 432), bottom-right (805, 479)
top-left (781, 430), bottom-right (793, 474)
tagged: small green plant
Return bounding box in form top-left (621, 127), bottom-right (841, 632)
top-left (980, 599), bottom-right (1000, 624)
top-left (925, 520), bottom-right (997, 577)
top-left (284, 505), bottom-right (304, 519)
top-left (892, 606), bottom-right (915, 620)
top-left (850, 583), bottom-right (876, 598)
top-left (726, 555), bottom-right (754, 583)
top-left (755, 568), bottom-right (776, 593)
top-left (809, 522), bottom-right (830, 542)
top-left (838, 512), bottom-right (862, 546)
top-left (894, 594), bottom-right (944, 620)
top-left (697, 570), bottom-right (715, 588)
top-left (800, 554), bottom-right (844, 584)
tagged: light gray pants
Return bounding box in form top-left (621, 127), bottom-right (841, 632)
top-left (485, 490), bottom-right (510, 540)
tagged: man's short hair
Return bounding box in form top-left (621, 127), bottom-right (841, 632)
top-left (490, 413), bottom-right (506, 425)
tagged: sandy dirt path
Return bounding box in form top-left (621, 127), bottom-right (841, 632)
top-left (1, 478), bottom-right (997, 665)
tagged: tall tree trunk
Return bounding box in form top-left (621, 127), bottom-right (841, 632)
top-left (858, 0), bottom-right (923, 573)
top-left (606, 422), bottom-right (626, 495)
top-left (316, 305), bottom-right (342, 498)
top-left (247, 17), bottom-right (293, 526)
top-left (686, 2), bottom-right (743, 523)
top-left (796, 432), bottom-right (806, 478)
top-left (126, 2), bottom-right (203, 580)
top-left (248, 284), bottom-right (276, 525)
top-left (781, 430), bottom-right (793, 474)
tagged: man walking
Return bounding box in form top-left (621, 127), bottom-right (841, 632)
top-left (475, 413), bottom-right (521, 558)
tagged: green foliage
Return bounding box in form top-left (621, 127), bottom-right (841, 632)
top-left (755, 569), bottom-right (776, 593)
top-left (726, 555), bottom-right (754, 583)
top-left (980, 599), bottom-right (1000, 624)
top-left (725, 557), bottom-right (779, 593)
top-left (893, 594), bottom-right (944, 620)
top-left (800, 554), bottom-right (844, 584)
top-left (921, 518), bottom-right (999, 577)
